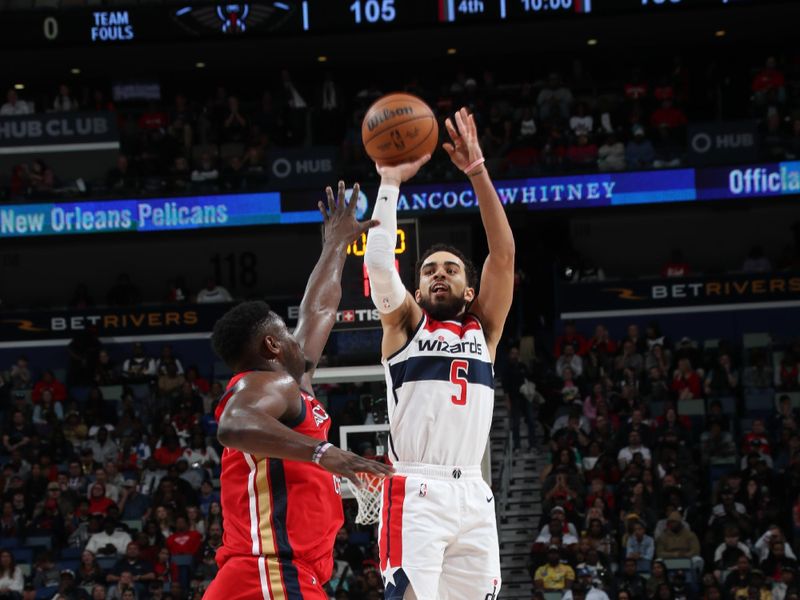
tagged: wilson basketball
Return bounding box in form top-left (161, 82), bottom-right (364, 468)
top-left (361, 93), bottom-right (438, 165)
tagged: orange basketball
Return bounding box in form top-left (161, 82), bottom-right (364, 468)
top-left (361, 93), bottom-right (438, 166)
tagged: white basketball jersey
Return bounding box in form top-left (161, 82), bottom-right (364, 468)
top-left (383, 311), bottom-right (495, 466)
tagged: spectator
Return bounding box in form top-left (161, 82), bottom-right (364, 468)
top-left (742, 419), bottom-right (772, 457)
top-left (661, 249), bottom-right (690, 278)
top-left (222, 96), bottom-right (247, 143)
top-left (618, 431), bottom-right (652, 470)
top-left (777, 353), bottom-right (800, 391)
top-left (538, 73), bottom-right (574, 121)
top-left (704, 354), bottom-right (739, 398)
top-left (655, 511), bottom-right (703, 575)
top-left (182, 433), bottom-right (220, 473)
top-left (153, 434), bottom-right (183, 468)
top-left (650, 99), bottom-right (687, 130)
top-left (534, 545), bottom-right (575, 591)
top-left (220, 156), bottom-right (245, 190)
top-left (76, 551), bottom-right (105, 595)
top-left (190, 153), bottom-right (219, 190)
top-left (165, 515), bottom-right (202, 558)
top-left (671, 358), bottom-right (702, 400)
top-left (742, 246), bottom-right (773, 272)
top-left (121, 343), bottom-right (155, 381)
top-left (701, 420), bottom-right (736, 465)
top-left (32, 553), bottom-right (60, 589)
top-left (0, 550), bottom-right (24, 599)
top-left (566, 132), bottom-right (599, 169)
top-left (87, 483), bottom-right (116, 516)
top-left (107, 542), bottom-right (155, 589)
top-left (32, 370), bottom-right (67, 404)
top-left (85, 519), bottom-right (132, 558)
top-left (52, 569), bottom-right (87, 600)
top-left (195, 278), bottom-right (232, 304)
top-left (106, 274), bottom-right (141, 307)
top-left (86, 428), bottom-right (119, 466)
top-left (724, 555), bottom-right (754, 599)
top-left (713, 526), bottom-right (751, 580)
top-left (2, 410), bottom-right (32, 456)
top-left (0, 89), bottom-right (32, 116)
top-left (626, 521), bottom-right (655, 572)
top-left (52, 84), bottom-right (78, 112)
top-left (625, 125), bottom-right (655, 169)
top-left (8, 356), bottom-right (32, 390)
top-left (555, 321), bottom-right (587, 358)
top-left (752, 56), bottom-right (786, 106)
top-left (557, 344), bottom-right (584, 379)
top-left (597, 134), bottom-right (626, 171)
top-left (118, 479), bottom-right (150, 522)
top-left (569, 103), bottom-right (594, 135)
top-left (106, 155), bottom-right (138, 194)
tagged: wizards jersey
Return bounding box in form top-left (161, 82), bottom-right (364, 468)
top-left (383, 312), bottom-right (495, 467)
top-left (213, 372), bottom-right (343, 585)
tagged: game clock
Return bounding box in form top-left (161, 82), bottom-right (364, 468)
top-left (336, 219), bottom-right (419, 330)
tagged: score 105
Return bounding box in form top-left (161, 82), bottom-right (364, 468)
top-left (346, 228), bottom-right (408, 298)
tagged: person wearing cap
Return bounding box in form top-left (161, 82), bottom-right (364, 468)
top-left (534, 545), bottom-right (575, 592)
top-left (121, 343), bottom-right (155, 381)
top-left (656, 511), bottom-right (703, 576)
top-left (52, 569), bottom-right (87, 600)
top-left (562, 567), bottom-right (610, 600)
top-left (626, 521), bottom-right (655, 573)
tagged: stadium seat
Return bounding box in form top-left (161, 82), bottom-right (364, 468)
top-left (122, 519), bottom-right (142, 532)
top-left (0, 536), bottom-right (20, 548)
top-left (98, 557), bottom-right (118, 571)
top-left (25, 535), bottom-right (53, 548)
top-left (11, 548), bottom-right (33, 564)
top-left (744, 391), bottom-right (774, 416)
top-left (58, 560), bottom-right (80, 573)
top-left (59, 547), bottom-right (82, 560)
top-left (35, 586), bottom-right (58, 600)
top-left (99, 385), bottom-right (124, 401)
top-left (220, 142), bottom-right (245, 161)
top-left (650, 401), bottom-right (666, 418)
top-left (70, 386), bottom-right (91, 403)
top-left (544, 592), bottom-right (562, 600)
top-left (743, 333), bottom-right (772, 349)
top-left (19, 564), bottom-right (31, 578)
top-left (718, 396), bottom-right (737, 415)
top-left (130, 383), bottom-right (151, 400)
top-left (679, 399), bottom-right (705, 416)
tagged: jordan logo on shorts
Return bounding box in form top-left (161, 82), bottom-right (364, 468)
top-left (484, 579), bottom-right (499, 600)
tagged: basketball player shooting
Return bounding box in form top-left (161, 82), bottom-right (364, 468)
top-left (364, 107), bottom-right (515, 599)
top-left (204, 182), bottom-right (394, 600)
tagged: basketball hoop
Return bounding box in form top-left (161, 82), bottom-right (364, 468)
top-left (346, 473), bottom-right (383, 525)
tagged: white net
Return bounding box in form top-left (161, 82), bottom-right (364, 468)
top-left (346, 473), bottom-right (383, 525)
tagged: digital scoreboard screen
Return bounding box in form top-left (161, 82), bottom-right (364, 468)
top-left (0, 0), bottom-right (787, 47)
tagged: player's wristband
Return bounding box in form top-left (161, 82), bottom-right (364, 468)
top-left (311, 441), bottom-right (333, 465)
top-left (463, 157), bottom-right (485, 176)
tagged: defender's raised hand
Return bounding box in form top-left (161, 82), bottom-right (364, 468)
top-left (318, 181), bottom-right (378, 247)
top-left (443, 107), bottom-right (484, 173)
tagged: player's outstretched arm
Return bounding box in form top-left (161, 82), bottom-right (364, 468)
top-left (365, 155), bottom-right (429, 358)
top-left (443, 107), bottom-right (515, 358)
top-left (217, 371), bottom-right (393, 485)
top-left (294, 181), bottom-right (377, 386)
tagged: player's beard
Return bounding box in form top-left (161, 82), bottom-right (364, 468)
top-left (418, 293), bottom-right (468, 322)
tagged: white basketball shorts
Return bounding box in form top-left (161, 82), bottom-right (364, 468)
top-left (378, 462), bottom-right (501, 600)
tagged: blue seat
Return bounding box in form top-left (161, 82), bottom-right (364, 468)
top-left (0, 536), bottom-right (20, 549)
top-left (57, 560), bottom-right (80, 573)
top-left (97, 556), bottom-right (117, 571)
top-left (35, 585), bottom-right (58, 600)
top-left (59, 547), bottom-right (82, 560)
top-left (745, 392), bottom-right (774, 417)
top-left (25, 535), bottom-right (53, 548)
top-left (11, 547), bottom-right (33, 564)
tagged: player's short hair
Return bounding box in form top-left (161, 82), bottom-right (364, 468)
top-left (415, 243), bottom-right (478, 289)
top-left (211, 301), bottom-right (281, 369)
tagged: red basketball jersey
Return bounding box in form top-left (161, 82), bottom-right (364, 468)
top-left (213, 372), bottom-right (343, 586)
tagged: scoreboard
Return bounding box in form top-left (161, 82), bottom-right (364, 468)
top-left (0, 0), bottom-right (790, 47)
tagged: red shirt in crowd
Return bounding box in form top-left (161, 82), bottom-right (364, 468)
top-left (32, 379), bottom-right (67, 403)
top-left (154, 445), bottom-right (184, 467)
top-left (650, 106), bottom-right (687, 129)
top-left (742, 432), bottom-right (772, 456)
top-left (624, 82), bottom-right (648, 100)
top-left (566, 143), bottom-right (598, 165)
top-left (752, 68), bottom-right (785, 93)
top-left (554, 333), bottom-right (589, 358)
top-left (138, 111), bottom-right (168, 131)
top-left (88, 496), bottom-right (116, 516)
top-left (166, 529), bottom-right (203, 557)
top-left (154, 560), bottom-right (179, 583)
top-left (661, 262), bottom-right (690, 278)
top-left (671, 371), bottom-right (702, 398)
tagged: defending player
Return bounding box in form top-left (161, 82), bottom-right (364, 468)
top-left (364, 107), bottom-right (515, 600)
top-left (203, 182), bottom-right (394, 600)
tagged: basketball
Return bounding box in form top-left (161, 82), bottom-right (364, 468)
top-left (361, 93), bottom-right (438, 166)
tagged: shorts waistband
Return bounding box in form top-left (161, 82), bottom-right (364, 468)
top-left (393, 462), bottom-right (483, 480)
